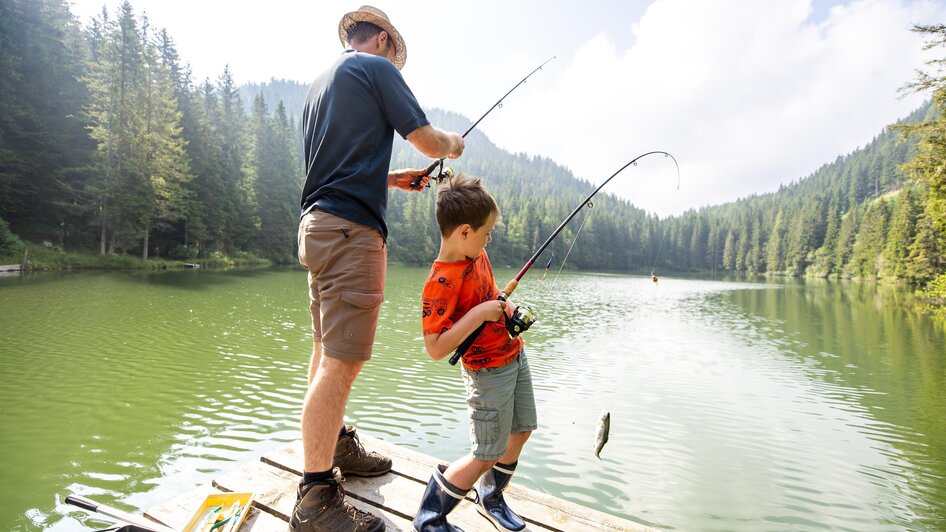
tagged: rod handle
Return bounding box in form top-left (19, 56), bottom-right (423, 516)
top-left (501, 279), bottom-right (518, 298)
top-left (65, 494), bottom-right (98, 512)
top-left (410, 159), bottom-right (443, 189)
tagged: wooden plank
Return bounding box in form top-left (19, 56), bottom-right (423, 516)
top-left (261, 437), bottom-right (652, 531)
top-left (147, 435), bottom-right (653, 531)
top-left (144, 484), bottom-right (216, 529)
top-left (211, 456), bottom-right (414, 531)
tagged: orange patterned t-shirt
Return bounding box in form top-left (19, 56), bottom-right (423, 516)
top-left (422, 251), bottom-right (523, 371)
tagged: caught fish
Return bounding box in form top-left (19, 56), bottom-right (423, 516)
top-left (594, 411), bottom-right (610, 459)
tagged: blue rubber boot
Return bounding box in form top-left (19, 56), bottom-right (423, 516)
top-left (473, 462), bottom-right (525, 531)
top-left (412, 464), bottom-right (467, 532)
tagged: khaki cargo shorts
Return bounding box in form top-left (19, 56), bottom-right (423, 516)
top-left (297, 210), bottom-right (386, 361)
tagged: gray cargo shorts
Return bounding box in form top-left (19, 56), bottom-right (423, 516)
top-left (461, 348), bottom-right (538, 460)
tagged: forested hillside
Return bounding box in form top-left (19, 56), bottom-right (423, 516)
top-left (0, 0), bottom-right (943, 312)
top-left (0, 0), bottom-right (304, 261)
top-left (657, 105), bottom-right (932, 282)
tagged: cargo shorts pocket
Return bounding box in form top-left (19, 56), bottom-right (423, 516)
top-left (340, 290), bottom-right (383, 348)
top-left (470, 408), bottom-right (500, 446)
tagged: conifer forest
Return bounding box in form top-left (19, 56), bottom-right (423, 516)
top-left (1, 1), bottom-right (944, 312)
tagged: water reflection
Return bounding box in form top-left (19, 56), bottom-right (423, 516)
top-left (1, 268), bottom-right (943, 530)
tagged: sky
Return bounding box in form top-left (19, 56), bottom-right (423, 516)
top-left (68, 0), bottom-right (946, 216)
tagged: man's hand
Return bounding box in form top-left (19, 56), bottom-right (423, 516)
top-left (389, 168), bottom-right (432, 191)
top-left (445, 133), bottom-right (464, 159)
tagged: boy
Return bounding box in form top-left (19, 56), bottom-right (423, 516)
top-left (413, 175), bottom-right (537, 532)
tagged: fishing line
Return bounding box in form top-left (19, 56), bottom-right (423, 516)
top-left (650, 221), bottom-right (669, 284)
top-left (545, 201), bottom-right (593, 295)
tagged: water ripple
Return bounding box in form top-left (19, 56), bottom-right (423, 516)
top-left (3, 269), bottom-right (945, 531)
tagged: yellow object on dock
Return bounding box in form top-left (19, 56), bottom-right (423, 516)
top-left (182, 492), bottom-right (253, 532)
top-left (146, 434), bottom-right (653, 531)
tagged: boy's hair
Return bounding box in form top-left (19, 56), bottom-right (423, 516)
top-left (435, 175), bottom-right (499, 237)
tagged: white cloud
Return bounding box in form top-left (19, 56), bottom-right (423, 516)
top-left (477, 0), bottom-right (943, 216)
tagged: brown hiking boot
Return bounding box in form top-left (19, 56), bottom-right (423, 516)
top-left (289, 468), bottom-right (384, 532)
top-left (334, 426), bottom-right (392, 477)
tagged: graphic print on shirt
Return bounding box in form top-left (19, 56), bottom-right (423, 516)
top-left (461, 260), bottom-right (480, 283)
top-left (436, 275), bottom-right (457, 291)
top-left (422, 297), bottom-right (448, 318)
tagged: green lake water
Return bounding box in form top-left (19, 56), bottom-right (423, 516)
top-left (0, 266), bottom-right (944, 531)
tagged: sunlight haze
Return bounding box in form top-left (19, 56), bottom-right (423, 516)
top-left (69, 0), bottom-right (946, 216)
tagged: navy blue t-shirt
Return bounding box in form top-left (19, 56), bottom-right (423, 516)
top-left (301, 49), bottom-right (429, 238)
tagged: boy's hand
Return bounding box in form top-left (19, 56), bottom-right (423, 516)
top-left (389, 168), bottom-right (431, 191)
top-left (476, 299), bottom-right (507, 323)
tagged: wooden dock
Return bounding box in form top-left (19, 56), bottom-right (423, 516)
top-left (144, 434), bottom-right (653, 531)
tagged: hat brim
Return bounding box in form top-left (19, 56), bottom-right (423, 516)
top-left (338, 11), bottom-right (407, 70)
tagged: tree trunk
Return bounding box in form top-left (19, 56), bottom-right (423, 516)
top-left (142, 223), bottom-right (150, 260)
top-left (99, 206), bottom-right (107, 255)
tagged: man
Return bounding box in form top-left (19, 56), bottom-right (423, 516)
top-left (291, 5), bottom-right (465, 532)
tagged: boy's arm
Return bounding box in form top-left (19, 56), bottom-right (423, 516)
top-left (424, 300), bottom-right (507, 361)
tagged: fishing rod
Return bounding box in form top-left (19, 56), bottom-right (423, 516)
top-left (410, 56), bottom-right (556, 189)
top-left (448, 150), bottom-right (681, 365)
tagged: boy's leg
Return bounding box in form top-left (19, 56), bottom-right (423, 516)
top-left (414, 461), bottom-right (484, 532)
top-left (497, 431), bottom-right (531, 465)
top-left (474, 350), bottom-right (538, 531)
top-left (443, 454), bottom-right (497, 489)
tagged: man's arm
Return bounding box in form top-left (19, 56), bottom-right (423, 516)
top-left (406, 125), bottom-right (464, 160)
top-left (423, 300), bottom-right (506, 360)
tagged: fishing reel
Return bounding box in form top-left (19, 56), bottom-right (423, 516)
top-left (434, 165), bottom-right (455, 183)
top-left (410, 159), bottom-right (455, 188)
top-left (505, 304), bottom-right (536, 338)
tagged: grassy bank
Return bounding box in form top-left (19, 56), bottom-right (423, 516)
top-left (2, 242), bottom-right (271, 271)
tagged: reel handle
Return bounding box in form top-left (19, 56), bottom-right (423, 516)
top-left (410, 159), bottom-right (444, 189)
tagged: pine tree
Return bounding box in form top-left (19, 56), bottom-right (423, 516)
top-left (835, 207), bottom-right (860, 277)
top-left (85, 1), bottom-right (149, 254)
top-left (891, 24), bottom-right (946, 305)
top-left (883, 187), bottom-right (919, 279)
top-left (766, 210), bottom-right (786, 273)
top-left (722, 230), bottom-right (736, 272)
top-left (849, 199), bottom-right (889, 279)
top-left (136, 16), bottom-right (191, 259)
top-left (0, 0), bottom-right (92, 244)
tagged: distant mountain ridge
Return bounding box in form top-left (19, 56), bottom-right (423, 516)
top-left (240, 78), bottom-right (926, 278)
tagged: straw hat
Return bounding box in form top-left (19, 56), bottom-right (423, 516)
top-left (338, 5), bottom-right (407, 70)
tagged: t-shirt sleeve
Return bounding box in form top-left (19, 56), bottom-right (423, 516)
top-left (368, 59), bottom-right (430, 139)
top-left (422, 275), bottom-right (460, 336)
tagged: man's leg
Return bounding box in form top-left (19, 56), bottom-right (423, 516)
top-left (307, 338), bottom-right (321, 385)
top-left (291, 354), bottom-right (384, 531)
top-left (292, 211), bottom-right (388, 531)
top-left (302, 355), bottom-right (364, 472)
